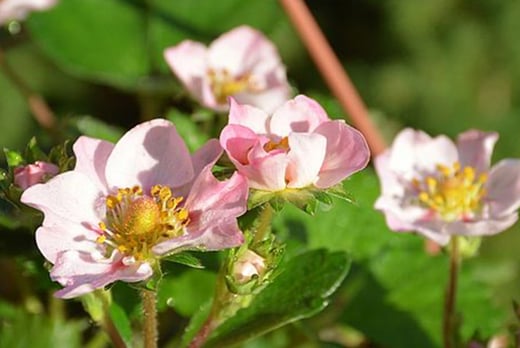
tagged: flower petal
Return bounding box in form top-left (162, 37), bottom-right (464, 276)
top-left (314, 120), bottom-right (370, 188)
top-left (153, 169), bottom-right (247, 255)
top-left (208, 25), bottom-right (278, 75)
top-left (388, 128), bottom-right (458, 178)
top-left (286, 133), bottom-right (326, 188)
top-left (73, 136), bottom-right (114, 192)
top-left (220, 124), bottom-right (261, 165)
top-left (51, 250), bottom-right (152, 298)
top-left (164, 41), bottom-right (208, 103)
top-left (269, 95), bottom-right (330, 136)
top-left (486, 159), bottom-right (520, 216)
top-left (21, 171), bottom-right (103, 263)
top-left (228, 98), bottom-right (270, 134)
top-left (105, 119), bottom-right (194, 191)
top-left (190, 139), bottom-right (223, 177)
top-left (243, 150), bottom-right (289, 191)
top-left (457, 130), bottom-right (498, 172)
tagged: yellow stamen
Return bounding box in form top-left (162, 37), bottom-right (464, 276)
top-left (414, 162), bottom-right (487, 221)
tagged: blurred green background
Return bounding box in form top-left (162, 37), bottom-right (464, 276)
top-left (1, 0), bottom-right (520, 347)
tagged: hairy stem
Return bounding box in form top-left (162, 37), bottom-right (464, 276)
top-left (443, 236), bottom-right (460, 348)
top-left (279, 0), bottom-right (387, 156)
top-left (0, 47), bottom-right (57, 131)
top-left (141, 289), bottom-right (158, 348)
top-left (253, 204), bottom-right (273, 244)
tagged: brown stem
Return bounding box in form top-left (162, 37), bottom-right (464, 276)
top-left (279, 0), bottom-right (387, 156)
top-left (188, 315), bottom-right (215, 348)
top-left (443, 237), bottom-right (460, 348)
top-left (141, 289), bottom-right (158, 348)
top-left (102, 314), bottom-right (127, 348)
top-left (0, 47), bottom-right (57, 131)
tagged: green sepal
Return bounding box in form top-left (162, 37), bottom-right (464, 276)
top-left (163, 251), bottom-right (205, 269)
top-left (3, 148), bottom-right (24, 168)
top-left (24, 137), bottom-right (49, 163)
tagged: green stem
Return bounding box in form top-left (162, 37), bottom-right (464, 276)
top-left (141, 289), bottom-right (158, 348)
top-left (253, 204), bottom-right (274, 244)
top-left (443, 236), bottom-right (460, 348)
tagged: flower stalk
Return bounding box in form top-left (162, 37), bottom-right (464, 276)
top-left (443, 236), bottom-right (460, 348)
top-left (141, 289), bottom-right (158, 348)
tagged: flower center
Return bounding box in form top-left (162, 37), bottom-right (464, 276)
top-left (413, 162), bottom-right (488, 222)
top-left (263, 136), bottom-right (290, 152)
top-left (96, 185), bottom-right (189, 260)
top-left (207, 68), bottom-right (258, 104)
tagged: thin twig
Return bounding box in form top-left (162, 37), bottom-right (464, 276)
top-left (279, 0), bottom-right (387, 156)
top-left (443, 236), bottom-right (460, 348)
top-left (0, 47), bottom-right (57, 131)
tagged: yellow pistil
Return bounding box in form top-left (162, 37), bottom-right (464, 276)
top-left (415, 162), bottom-right (488, 221)
top-left (207, 68), bottom-right (258, 104)
top-left (96, 185), bottom-right (190, 260)
top-left (263, 136), bottom-right (290, 152)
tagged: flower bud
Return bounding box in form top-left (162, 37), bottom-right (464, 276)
top-left (14, 161), bottom-right (59, 190)
top-left (232, 250), bottom-right (266, 284)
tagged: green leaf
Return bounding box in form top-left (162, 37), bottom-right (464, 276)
top-left (27, 0), bottom-right (293, 90)
top-left (163, 252), bottom-right (205, 269)
top-left (109, 302), bottom-right (133, 347)
top-left (73, 116), bottom-right (124, 143)
top-left (166, 109), bottom-right (209, 152)
top-left (205, 249), bottom-right (351, 347)
top-left (157, 270), bottom-right (216, 316)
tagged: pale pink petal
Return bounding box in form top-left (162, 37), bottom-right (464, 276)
top-left (286, 133), bottom-right (327, 188)
top-left (374, 150), bottom-right (406, 197)
top-left (457, 130), bottom-right (498, 172)
top-left (21, 171), bottom-right (102, 231)
top-left (443, 214), bottom-right (519, 237)
top-left (234, 84), bottom-right (291, 115)
top-left (153, 169), bottom-right (247, 255)
top-left (164, 41), bottom-right (208, 102)
top-left (220, 124), bottom-right (260, 165)
top-left (314, 120), bottom-right (370, 188)
top-left (228, 98), bottom-right (270, 134)
top-left (21, 172), bottom-right (103, 263)
top-left (73, 136), bottom-right (114, 192)
top-left (389, 129), bottom-right (458, 178)
top-left (105, 119), bottom-right (194, 191)
top-left (269, 95), bottom-right (330, 136)
top-left (0, 0), bottom-right (57, 24)
top-left (242, 151), bottom-right (289, 191)
top-left (51, 250), bottom-right (152, 299)
top-left (190, 139), bottom-right (223, 178)
top-left (208, 26), bottom-right (278, 75)
top-left (486, 159), bottom-right (520, 216)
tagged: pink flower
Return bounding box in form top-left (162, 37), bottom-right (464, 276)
top-left (21, 119), bottom-right (248, 298)
top-left (0, 0), bottom-right (57, 25)
top-left (232, 249), bottom-right (266, 284)
top-left (374, 128), bottom-right (520, 245)
top-left (14, 161), bottom-right (59, 190)
top-left (164, 25), bottom-right (291, 113)
top-left (220, 95), bottom-right (370, 191)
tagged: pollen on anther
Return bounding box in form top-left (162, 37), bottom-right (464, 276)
top-left (96, 235), bottom-right (106, 244)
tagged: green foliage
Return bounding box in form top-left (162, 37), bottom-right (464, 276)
top-left (205, 249), bottom-right (350, 347)
top-left (27, 0), bottom-right (290, 91)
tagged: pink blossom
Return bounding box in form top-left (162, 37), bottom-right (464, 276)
top-left (164, 25), bottom-right (291, 113)
top-left (375, 128), bottom-right (520, 245)
top-left (0, 0), bottom-right (57, 25)
top-left (14, 161), bottom-right (59, 190)
top-left (21, 119), bottom-right (248, 298)
top-left (220, 95), bottom-right (370, 191)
